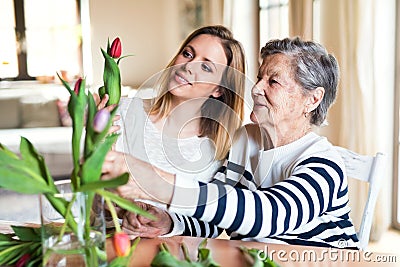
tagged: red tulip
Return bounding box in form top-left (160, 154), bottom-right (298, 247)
top-left (16, 254), bottom-right (30, 267)
top-left (74, 78), bottom-right (83, 94)
top-left (93, 109), bottom-right (110, 133)
top-left (113, 232), bottom-right (130, 257)
top-left (109, 37), bottom-right (122, 58)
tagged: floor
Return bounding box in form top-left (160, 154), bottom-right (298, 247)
top-left (368, 228), bottom-right (400, 254)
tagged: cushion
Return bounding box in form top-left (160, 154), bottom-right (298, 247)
top-left (20, 96), bottom-right (61, 128)
top-left (0, 97), bottom-right (20, 129)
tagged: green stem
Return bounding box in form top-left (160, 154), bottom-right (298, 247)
top-left (58, 193), bottom-right (78, 240)
top-left (84, 192), bottom-right (94, 240)
top-left (45, 194), bottom-right (77, 234)
top-left (105, 197), bottom-right (121, 232)
top-left (181, 243), bottom-right (191, 262)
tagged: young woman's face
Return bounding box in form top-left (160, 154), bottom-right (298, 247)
top-left (168, 34), bottom-right (228, 102)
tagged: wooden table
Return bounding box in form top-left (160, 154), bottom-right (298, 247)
top-left (2, 221), bottom-right (399, 266)
top-left (108, 235), bottom-right (399, 267)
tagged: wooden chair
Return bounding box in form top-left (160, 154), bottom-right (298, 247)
top-left (334, 146), bottom-right (385, 250)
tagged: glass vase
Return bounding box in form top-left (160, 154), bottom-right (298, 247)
top-left (40, 180), bottom-right (107, 267)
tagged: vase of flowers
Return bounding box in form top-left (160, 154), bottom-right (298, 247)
top-left (40, 180), bottom-right (107, 267)
top-left (0, 37), bottom-right (151, 266)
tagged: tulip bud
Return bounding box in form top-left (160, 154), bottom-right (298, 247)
top-left (109, 37), bottom-right (122, 58)
top-left (16, 254), bottom-right (30, 267)
top-left (93, 109), bottom-right (110, 133)
top-left (113, 232), bottom-right (131, 257)
top-left (74, 78), bottom-right (83, 94)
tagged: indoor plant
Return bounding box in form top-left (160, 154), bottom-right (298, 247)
top-left (0, 37), bottom-right (150, 266)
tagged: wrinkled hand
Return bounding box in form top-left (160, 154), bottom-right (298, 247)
top-left (121, 201), bottom-right (172, 238)
top-left (93, 93), bottom-right (120, 135)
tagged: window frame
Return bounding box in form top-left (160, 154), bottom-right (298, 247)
top-left (392, 0), bottom-right (400, 230)
top-left (5, 0), bottom-right (82, 81)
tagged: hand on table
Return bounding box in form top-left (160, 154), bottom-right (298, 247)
top-left (121, 201), bottom-right (172, 238)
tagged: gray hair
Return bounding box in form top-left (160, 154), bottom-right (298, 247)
top-left (260, 37), bottom-right (339, 126)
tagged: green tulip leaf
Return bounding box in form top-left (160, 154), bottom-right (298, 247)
top-left (96, 189), bottom-right (155, 219)
top-left (78, 173), bottom-right (129, 192)
top-left (101, 48), bottom-right (121, 105)
top-left (0, 233), bottom-right (14, 242)
top-left (84, 92), bottom-right (97, 157)
top-left (11, 226), bottom-right (41, 242)
top-left (0, 143), bottom-right (19, 159)
top-left (240, 247), bottom-right (280, 267)
top-left (150, 242), bottom-right (218, 267)
top-left (65, 78), bottom-right (87, 188)
top-left (81, 133), bottom-right (119, 184)
top-left (0, 227), bottom-right (42, 267)
top-left (0, 165), bottom-right (52, 194)
top-left (0, 140), bottom-right (55, 194)
top-left (56, 72), bottom-right (72, 92)
top-left (19, 137), bottom-right (53, 184)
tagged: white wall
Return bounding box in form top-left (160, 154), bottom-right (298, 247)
top-left (87, 0), bottom-right (182, 89)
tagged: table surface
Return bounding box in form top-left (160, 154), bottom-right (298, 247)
top-left (1, 220), bottom-right (399, 267)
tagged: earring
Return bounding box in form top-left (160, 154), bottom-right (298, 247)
top-left (304, 111), bottom-right (309, 118)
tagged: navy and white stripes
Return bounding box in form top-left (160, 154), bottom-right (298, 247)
top-left (168, 131), bottom-right (360, 249)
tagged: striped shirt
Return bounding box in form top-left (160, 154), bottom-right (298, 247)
top-left (167, 125), bottom-right (360, 249)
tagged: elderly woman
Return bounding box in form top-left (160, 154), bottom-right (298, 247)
top-left (101, 37), bottom-right (360, 249)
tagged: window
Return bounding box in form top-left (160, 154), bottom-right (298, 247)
top-left (259, 0), bottom-right (321, 45)
top-left (0, 0), bottom-right (82, 81)
top-left (259, 0), bottom-right (289, 47)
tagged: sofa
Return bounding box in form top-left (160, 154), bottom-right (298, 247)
top-left (0, 81), bottom-right (73, 178)
top-left (0, 81), bottom-right (143, 178)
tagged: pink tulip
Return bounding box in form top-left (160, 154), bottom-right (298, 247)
top-left (74, 78), bottom-right (83, 94)
top-left (113, 232), bottom-right (130, 257)
top-left (109, 37), bottom-right (122, 58)
top-left (16, 254), bottom-right (30, 267)
top-left (93, 109), bottom-right (110, 133)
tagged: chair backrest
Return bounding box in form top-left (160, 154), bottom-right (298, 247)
top-left (334, 146), bottom-right (385, 250)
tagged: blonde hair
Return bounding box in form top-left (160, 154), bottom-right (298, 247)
top-left (149, 25), bottom-right (245, 160)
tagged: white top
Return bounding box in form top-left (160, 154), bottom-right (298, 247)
top-left (115, 97), bottom-right (223, 236)
top-left (115, 97), bottom-right (222, 182)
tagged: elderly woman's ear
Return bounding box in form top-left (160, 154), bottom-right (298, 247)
top-left (305, 87), bottom-right (325, 114)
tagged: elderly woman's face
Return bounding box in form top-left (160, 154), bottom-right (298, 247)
top-left (250, 53), bottom-right (309, 128)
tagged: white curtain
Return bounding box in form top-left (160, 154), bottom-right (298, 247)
top-left (223, 0), bottom-right (259, 124)
top-left (288, 0), bottom-right (313, 39)
top-left (317, 0), bottom-right (396, 242)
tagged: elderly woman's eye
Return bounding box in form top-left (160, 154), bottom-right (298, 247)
top-left (269, 79), bottom-right (278, 85)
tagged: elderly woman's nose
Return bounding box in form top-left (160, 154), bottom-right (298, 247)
top-left (252, 84), bottom-right (265, 96)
